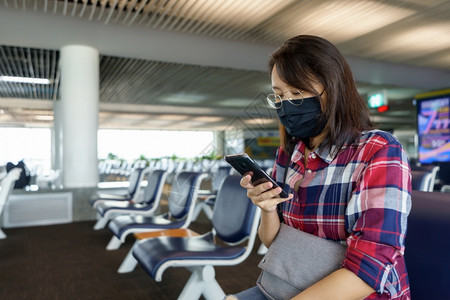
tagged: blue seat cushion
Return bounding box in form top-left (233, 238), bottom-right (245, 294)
top-left (109, 215), bottom-right (186, 237)
top-left (97, 200), bottom-right (153, 216)
top-left (132, 234), bottom-right (246, 279)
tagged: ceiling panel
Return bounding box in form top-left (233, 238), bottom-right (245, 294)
top-left (0, 0), bottom-right (449, 131)
top-left (254, 0), bottom-right (417, 45)
top-left (0, 46), bottom-right (60, 100)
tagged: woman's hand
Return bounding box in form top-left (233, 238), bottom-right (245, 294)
top-left (240, 174), bottom-right (293, 213)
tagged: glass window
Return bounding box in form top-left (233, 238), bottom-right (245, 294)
top-left (97, 129), bottom-right (214, 161)
top-left (0, 127), bottom-right (51, 175)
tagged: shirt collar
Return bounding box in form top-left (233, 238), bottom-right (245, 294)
top-left (316, 145), bottom-right (335, 164)
top-left (293, 139), bottom-right (349, 165)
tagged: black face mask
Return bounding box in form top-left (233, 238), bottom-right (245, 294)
top-left (276, 96), bottom-right (326, 139)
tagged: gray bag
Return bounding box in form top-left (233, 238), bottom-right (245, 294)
top-left (256, 223), bottom-right (347, 300)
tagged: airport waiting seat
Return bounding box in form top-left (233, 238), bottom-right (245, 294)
top-left (118, 167), bottom-right (230, 273)
top-left (90, 167), bottom-right (147, 208)
top-left (132, 175), bottom-right (261, 300)
top-left (117, 228), bottom-right (200, 274)
top-left (192, 165), bottom-right (232, 221)
top-left (0, 168), bottom-right (22, 239)
top-left (105, 171), bottom-right (207, 250)
top-left (405, 190), bottom-right (450, 299)
top-left (210, 166), bottom-right (233, 193)
top-left (411, 169), bottom-right (434, 192)
top-left (427, 165), bottom-right (439, 191)
top-left (410, 165), bottom-right (440, 192)
top-left (93, 170), bottom-right (168, 230)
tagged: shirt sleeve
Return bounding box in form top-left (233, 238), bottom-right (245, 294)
top-left (342, 136), bottom-right (412, 297)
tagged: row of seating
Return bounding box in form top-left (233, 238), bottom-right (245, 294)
top-left (1, 160), bottom-right (448, 298)
top-left (92, 165), bottom-right (235, 229)
top-left (99, 157), bottom-right (275, 183)
top-left (99, 158), bottom-right (225, 182)
top-left (90, 163), bottom-right (450, 299)
top-left (98, 159), bottom-right (148, 182)
top-left (90, 167), bottom-right (261, 299)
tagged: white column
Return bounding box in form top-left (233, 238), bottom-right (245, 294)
top-left (51, 100), bottom-right (63, 172)
top-left (60, 45), bottom-right (99, 188)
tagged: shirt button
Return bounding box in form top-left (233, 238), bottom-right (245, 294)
top-left (311, 153), bottom-right (316, 159)
top-left (307, 169), bottom-right (312, 173)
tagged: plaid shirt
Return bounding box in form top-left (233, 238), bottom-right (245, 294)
top-left (274, 130), bottom-right (411, 299)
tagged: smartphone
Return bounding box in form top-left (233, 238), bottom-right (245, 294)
top-left (224, 153), bottom-right (289, 198)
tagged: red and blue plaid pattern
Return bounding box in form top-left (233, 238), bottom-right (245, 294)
top-left (274, 130), bottom-right (411, 299)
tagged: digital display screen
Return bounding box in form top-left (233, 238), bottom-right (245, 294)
top-left (417, 94), bottom-right (450, 164)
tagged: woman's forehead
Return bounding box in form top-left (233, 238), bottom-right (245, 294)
top-left (271, 68), bottom-right (293, 89)
top-left (271, 67), bottom-right (323, 92)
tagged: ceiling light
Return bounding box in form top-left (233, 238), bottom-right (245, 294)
top-left (244, 118), bottom-right (276, 125)
top-left (0, 76), bottom-right (50, 85)
top-left (192, 116), bottom-right (224, 122)
top-left (35, 115), bottom-right (54, 121)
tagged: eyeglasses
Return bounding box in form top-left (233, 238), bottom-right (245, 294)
top-left (266, 88), bottom-right (326, 109)
top-left (266, 89), bottom-right (304, 109)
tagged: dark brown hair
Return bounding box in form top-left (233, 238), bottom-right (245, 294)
top-left (269, 35), bottom-right (373, 157)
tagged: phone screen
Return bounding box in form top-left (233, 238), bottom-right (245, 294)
top-left (224, 153), bottom-right (288, 198)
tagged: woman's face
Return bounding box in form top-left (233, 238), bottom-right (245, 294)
top-left (270, 65), bottom-right (328, 142)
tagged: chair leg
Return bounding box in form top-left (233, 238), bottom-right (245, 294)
top-left (106, 235), bottom-right (122, 250)
top-left (202, 277), bottom-right (226, 300)
top-left (117, 241), bottom-right (139, 273)
top-left (192, 203), bottom-right (202, 221)
top-left (0, 228), bottom-right (6, 239)
top-left (93, 217), bottom-right (108, 230)
top-left (202, 204), bottom-right (214, 220)
top-left (192, 202), bottom-right (214, 221)
top-left (257, 243), bottom-right (268, 255)
top-left (178, 265), bottom-right (225, 300)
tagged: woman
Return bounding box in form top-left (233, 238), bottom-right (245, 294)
top-left (232, 35), bottom-right (411, 299)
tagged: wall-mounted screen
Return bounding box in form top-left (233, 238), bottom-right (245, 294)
top-left (416, 93), bottom-right (450, 164)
